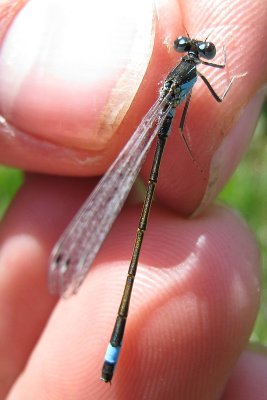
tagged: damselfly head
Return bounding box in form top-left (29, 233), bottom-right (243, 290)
top-left (174, 36), bottom-right (216, 60)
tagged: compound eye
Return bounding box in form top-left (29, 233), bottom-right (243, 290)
top-left (198, 41), bottom-right (216, 59)
top-left (174, 36), bottom-right (191, 52)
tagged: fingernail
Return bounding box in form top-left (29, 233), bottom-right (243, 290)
top-left (0, 0), bottom-right (155, 150)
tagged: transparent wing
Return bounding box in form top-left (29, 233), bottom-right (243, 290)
top-left (49, 99), bottom-right (170, 296)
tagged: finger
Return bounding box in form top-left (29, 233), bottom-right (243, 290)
top-left (0, 174), bottom-right (95, 398)
top-left (0, 0), bottom-right (266, 210)
top-left (0, 0), bottom-right (160, 174)
top-left (142, 0), bottom-right (267, 213)
top-left (222, 349), bottom-right (267, 399)
top-left (4, 189), bottom-right (260, 399)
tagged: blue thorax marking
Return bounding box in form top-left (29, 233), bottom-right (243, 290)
top-left (179, 76), bottom-right (197, 102)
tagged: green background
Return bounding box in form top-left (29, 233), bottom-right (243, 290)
top-left (0, 104), bottom-right (267, 345)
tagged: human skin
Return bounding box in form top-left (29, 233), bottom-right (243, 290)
top-left (0, 0), bottom-right (267, 399)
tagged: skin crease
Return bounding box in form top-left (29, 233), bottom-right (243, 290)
top-left (0, 0), bottom-right (266, 399)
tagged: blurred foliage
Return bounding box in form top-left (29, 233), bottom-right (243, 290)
top-left (0, 166), bottom-right (24, 219)
top-left (219, 101), bottom-right (267, 345)
top-left (0, 103), bottom-right (266, 345)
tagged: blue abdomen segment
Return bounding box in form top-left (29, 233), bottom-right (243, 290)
top-left (105, 343), bottom-right (121, 364)
top-left (101, 343), bottom-right (121, 382)
top-left (179, 76), bottom-right (197, 102)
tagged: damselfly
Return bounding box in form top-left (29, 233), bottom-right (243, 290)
top-left (49, 35), bottom-right (242, 383)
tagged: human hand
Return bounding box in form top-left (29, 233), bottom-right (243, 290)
top-left (0, 0), bottom-right (267, 399)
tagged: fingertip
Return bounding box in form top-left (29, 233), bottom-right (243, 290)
top-left (0, 0), bottom-right (185, 176)
top-left (68, 203), bottom-right (259, 398)
top-left (194, 90), bottom-right (265, 214)
top-left (222, 349), bottom-right (267, 400)
top-left (0, 173), bottom-right (97, 397)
